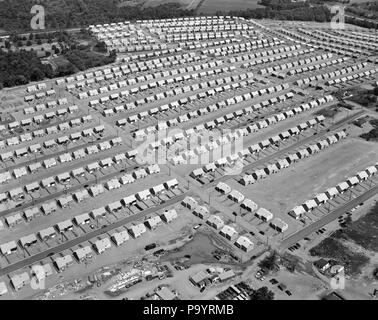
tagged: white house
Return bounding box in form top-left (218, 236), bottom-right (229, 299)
top-left (235, 235), bottom-right (254, 252)
top-left (206, 215), bottom-right (225, 230)
top-left (128, 223), bottom-right (147, 238)
top-left (160, 209), bottom-right (178, 223)
top-left (255, 208), bottom-right (273, 222)
top-left (219, 225), bottom-right (239, 242)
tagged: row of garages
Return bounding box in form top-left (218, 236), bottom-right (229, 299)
top-left (288, 163), bottom-right (378, 219)
top-left (240, 131), bottom-right (347, 186)
top-left (0, 136), bottom-right (121, 184)
top-left (0, 124), bottom-right (104, 163)
top-left (0, 113), bottom-right (89, 150)
top-left (190, 115), bottom-right (326, 180)
top-left (82, 59), bottom-right (224, 99)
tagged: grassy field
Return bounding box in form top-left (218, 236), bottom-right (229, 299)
top-left (142, 0), bottom-right (194, 8)
top-left (333, 202), bottom-right (378, 252)
top-left (349, 0), bottom-right (373, 4)
top-left (198, 0), bottom-right (264, 14)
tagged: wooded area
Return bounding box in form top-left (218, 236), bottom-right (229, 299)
top-left (0, 0), bottom-right (195, 32)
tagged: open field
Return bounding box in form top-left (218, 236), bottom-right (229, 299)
top-left (198, 0), bottom-right (264, 14)
top-left (333, 202), bottom-right (378, 252)
top-left (143, 0), bottom-right (195, 8)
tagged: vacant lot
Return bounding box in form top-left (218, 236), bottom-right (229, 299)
top-left (198, 0), bottom-right (264, 14)
top-left (333, 202), bottom-right (378, 252)
top-left (227, 137), bottom-right (378, 225)
top-left (309, 236), bottom-right (370, 275)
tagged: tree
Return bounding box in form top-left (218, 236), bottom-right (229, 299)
top-left (250, 287), bottom-right (275, 300)
top-left (94, 41), bottom-right (107, 53)
top-left (258, 252), bottom-right (279, 271)
top-left (30, 68), bottom-right (45, 81)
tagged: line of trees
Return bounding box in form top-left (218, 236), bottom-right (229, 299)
top-left (0, 0), bottom-right (196, 32)
top-left (0, 47), bottom-right (117, 89)
top-left (0, 49), bottom-right (54, 88)
top-left (227, 4), bottom-right (332, 22)
top-left (65, 49), bottom-right (116, 71)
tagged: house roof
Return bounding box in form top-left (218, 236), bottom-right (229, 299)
top-left (256, 208), bottom-right (273, 220)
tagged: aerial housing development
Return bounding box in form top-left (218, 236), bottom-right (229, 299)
top-left (0, 13), bottom-right (378, 301)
